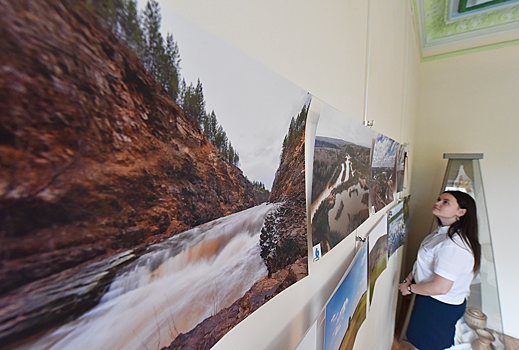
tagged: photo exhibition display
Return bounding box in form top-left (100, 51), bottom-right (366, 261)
top-left (0, 0), bottom-right (408, 349)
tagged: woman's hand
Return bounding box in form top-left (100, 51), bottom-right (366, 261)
top-left (398, 272), bottom-right (413, 296)
top-left (398, 273), bottom-right (454, 297)
top-left (399, 280), bottom-right (412, 296)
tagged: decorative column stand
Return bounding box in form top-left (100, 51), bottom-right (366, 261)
top-left (398, 154), bottom-right (506, 350)
top-left (442, 153), bottom-right (505, 349)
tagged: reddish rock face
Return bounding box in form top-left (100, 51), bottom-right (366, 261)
top-left (0, 0), bottom-right (260, 343)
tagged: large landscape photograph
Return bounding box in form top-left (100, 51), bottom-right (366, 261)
top-left (311, 105), bottom-right (373, 255)
top-left (0, 1), bottom-right (309, 349)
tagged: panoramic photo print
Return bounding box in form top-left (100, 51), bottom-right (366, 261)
top-left (0, 1), bottom-right (310, 349)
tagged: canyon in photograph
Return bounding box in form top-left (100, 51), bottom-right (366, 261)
top-left (311, 136), bottom-right (371, 255)
top-left (0, 0), bottom-right (308, 349)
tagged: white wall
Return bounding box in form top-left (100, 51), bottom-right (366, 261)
top-left (162, 0), bottom-right (369, 120)
top-left (410, 44), bottom-right (519, 338)
top-left (162, 0), bottom-right (519, 343)
top-left (160, 0), bottom-right (420, 349)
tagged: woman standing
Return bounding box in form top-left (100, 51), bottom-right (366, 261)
top-left (399, 191), bottom-right (481, 350)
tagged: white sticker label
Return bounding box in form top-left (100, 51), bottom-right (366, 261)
top-left (313, 243), bottom-right (321, 262)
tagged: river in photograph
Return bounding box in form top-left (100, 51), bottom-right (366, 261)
top-left (328, 183), bottom-right (368, 233)
top-left (18, 203), bottom-right (276, 350)
top-left (311, 156), bottom-right (352, 220)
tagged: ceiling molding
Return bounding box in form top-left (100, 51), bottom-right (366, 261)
top-left (446, 0), bottom-right (519, 22)
top-left (414, 0), bottom-right (519, 58)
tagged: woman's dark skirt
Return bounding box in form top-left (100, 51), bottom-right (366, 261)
top-left (406, 295), bottom-right (466, 350)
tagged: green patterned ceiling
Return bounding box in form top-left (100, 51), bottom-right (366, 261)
top-left (415, 0), bottom-right (519, 58)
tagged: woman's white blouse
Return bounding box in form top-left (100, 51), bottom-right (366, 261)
top-left (413, 225), bottom-right (475, 305)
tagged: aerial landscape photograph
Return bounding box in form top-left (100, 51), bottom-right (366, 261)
top-left (311, 105), bottom-right (373, 255)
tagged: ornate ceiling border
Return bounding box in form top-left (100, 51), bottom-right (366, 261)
top-left (414, 0), bottom-right (519, 58)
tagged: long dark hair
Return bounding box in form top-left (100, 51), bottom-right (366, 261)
top-left (438, 191), bottom-right (481, 272)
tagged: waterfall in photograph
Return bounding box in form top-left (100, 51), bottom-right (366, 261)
top-left (20, 203), bottom-right (276, 350)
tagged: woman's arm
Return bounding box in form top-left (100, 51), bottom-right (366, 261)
top-left (399, 273), bottom-right (454, 296)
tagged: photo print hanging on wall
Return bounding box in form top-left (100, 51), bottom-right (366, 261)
top-left (395, 144), bottom-right (406, 193)
top-left (367, 216), bottom-right (388, 306)
top-left (388, 201), bottom-right (405, 258)
top-left (0, 1), bottom-right (310, 349)
top-left (310, 103), bottom-right (375, 256)
top-left (370, 134), bottom-right (399, 213)
top-left (403, 195), bottom-right (411, 242)
top-left (324, 242), bottom-right (368, 350)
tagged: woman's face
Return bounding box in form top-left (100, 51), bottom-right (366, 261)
top-left (432, 193), bottom-right (467, 225)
